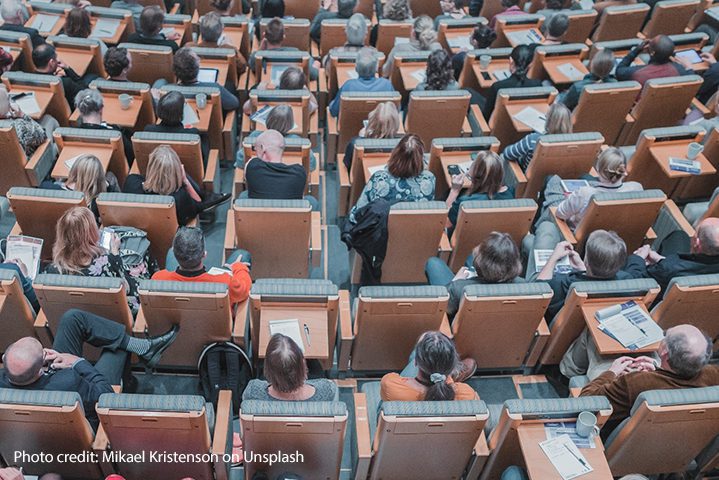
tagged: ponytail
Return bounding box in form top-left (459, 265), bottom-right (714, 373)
top-left (414, 331), bottom-right (459, 402)
top-left (425, 372), bottom-right (456, 401)
top-left (413, 16), bottom-right (437, 50)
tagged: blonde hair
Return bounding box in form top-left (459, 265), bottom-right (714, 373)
top-left (67, 155), bottom-right (106, 204)
top-left (143, 145), bottom-right (184, 195)
top-left (413, 15), bottom-right (437, 50)
top-left (365, 102), bottom-right (400, 139)
top-left (595, 147), bottom-right (627, 184)
top-left (545, 102), bottom-right (572, 135)
top-left (52, 206), bottom-right (103, 274)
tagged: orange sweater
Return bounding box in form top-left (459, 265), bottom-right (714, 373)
top-left (151, 263), bottom-right (252, 304)
top-left (380, 373), bottom-right (479, 401)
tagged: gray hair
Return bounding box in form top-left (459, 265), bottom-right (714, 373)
top-left (200, 11), bottom-right (223, 43)
top-left (355, 47), bottom-right (377, 78)
top-left (172, 226), bottom-right (205, 270)
top-left (74, 88), bottom-right (104, 116)
top-left (345, 13), bottom-right (367, 46)
top-left (1, 0), bottom-right (25, 22)
top-left (666, 330), bottom-right (712, 378)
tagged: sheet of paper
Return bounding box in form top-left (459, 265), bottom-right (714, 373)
top-left (367, 164), bottom-right (386, 176)
top-left (675, 49), bottom-right (702, 64)
top-left (270, 65), bottom-right (289, 85)
top-left (540, 434), bottom-right (593, 480)
top-left (345, 69), bottom-right (359, 79)
top-left (63, 153), bottom-right (84, 171)
top-left (394, 37), bottom-right (410, 46)
top-left (544, 422), bottom-right (596, 449)
top-left (268, 319), bottom-right (305, 352)
top-left (598, 314), bottom-right (646, 348)
top-left (183, 103), bottom-right (200, 126)
top-left (90, 18), bottom-right (120, 38)
top-left (251, 104), bottom-right (273, 125)
top-left (14, 92), bottom-right (40, 115)
top-left (493, 69), bottom-right (511, 80)
top-left (160, 27), bottom-right (176, 37)
top-left (411, 69), bottom-right (426, 83)
top-left (5, 235), bottom-right (43, 280)
top-left (534, 249), bottom-right (572, 273)
top-left (207, 267), bottom-right (231, 276)
top-left (506, 29), bottom-right (542, 46)
top-left (557, 62), bottom-right (584, 81)
top-left (621, 304), bottom-right (664, 348)
top-left (513, 106), bottom-right (546, 133)
top-left (447, 35), bottom-right (472, 50)
top-left (31, 13), bottom-right (58, 33)
top-left (579, 0), bottom-right (594, 9)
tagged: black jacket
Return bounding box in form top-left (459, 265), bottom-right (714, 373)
top-left (341, 198), bottom-right (391, 285)
top-left (482, 73), bottom-right (542, 118)
top-left (0, 23), bottom-right (45, 48)
top-left (127, 32), bottom-right (180, 53)
top-left (647, 253), bottom-right (719, 294)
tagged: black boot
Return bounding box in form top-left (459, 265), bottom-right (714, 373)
top-left (138, 324), bottom-right (180, 368)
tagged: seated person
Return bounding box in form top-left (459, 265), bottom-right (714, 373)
top-left (63, 8), bottom-right (108, 56)
top-left (323, 13), bottom-right (375, 67)
top-left (74, 88), bottom-right (134, 165)
top-left (0, 85), bottom-right (47, 157)
top-left (481, 44), bottom-right (541, 118)
top-left (540, 13), bottom-right (568, 45)
top-left (426, 232), bottom-right (523, 318)
top-left (32, 44), bottom-right (88, 109)
top-left (243, 334), bottom-right (338, 401)
top-left (381, 331), bottom-right (478, 401)
top-left (343, 101), bottom-right (401, 173)
top-left (103, 47), bottom-right (132, 82)
top-left (243, 66), bottom-right (319, 116)
top-left (383, 15), bottom-right (441, 78)
top-left (211, 0), bottom-right (251, 16)
top-left (172, 47), bottom-right (240, 113)
top-left (248, 18), bottom-right (320, 81)
top-left (310, 0), bottom-right (356, 43)
top-left (253, 0), bottom-right (287, 42)
top-left (560, 48), bottom-right (615, 111)
top-left (44, 207), bottom-right (153, 314)
top-left (452, 24), bottom-right (496, 80)
top-left (350, 133), bottom-right (435, 221)
top-left (696, 52), bottom-right (719, 105)
top-left (580, 324), bottom-right (719, 429)
top-left (434, 0), bottom-right (468, 28)
top-left (0, 309), bottom-right (178, 429)
top-left (615, 35), bottom-right (690, 90)
top-left (127, 6), bottom-right (181, 53)
top-left (0, 260), bottom-right (39, 312)
top-left (152, 226), bottom-right (251, 305)
top-left (502, 102), bottom-right (572, 172)
top-left (415, 49), bottom-right (460, 92)
top-left (445, 151), bottom-right (515, 237)
top-left (489, 0), bottom-right (524, 28)
top-left (110, 0), bottom-right (144, 27)
top-left (536, 230), bottom-right (647, 319)
top-left (634, 217), bottom-right (719, 293)
top-left (144, 91), bottom-right (210, 166)
top-left (330, 47), bottom-right (394, 117)
top-left (189, 12), bottom-right (248, 75)
top-left (0, 0), bottom-right (45, 48)
top-left (370, 0), bottom-right (411, 45)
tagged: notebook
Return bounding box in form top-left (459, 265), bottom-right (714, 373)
top-left (90, 18), bottom-right (120, 38)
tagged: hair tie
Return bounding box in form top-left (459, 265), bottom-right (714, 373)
top-left (429, 373), bottom-right (446, 384)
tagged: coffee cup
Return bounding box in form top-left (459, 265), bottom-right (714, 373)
top-left (576, 411), bottom-right (600, 438)
top-left (479, 55), bottom-right (491, 69)
top-left (687, 142), bottom-right (704, 160)
top-left (118, 93), bottom-right (132, 110)
top-left (196, 93), bottom-right (207, 109)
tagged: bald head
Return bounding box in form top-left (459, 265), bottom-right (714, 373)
top-left (649, 35), bottom-right (674, 63)
top-left (662, 325), bottom-right (711, 378)
top-left (694, 217), bottom-right (719, 255)
top-left (4, 337), bottom-right (44, 385)
top-left (255, 129), bottom-right (285, 163)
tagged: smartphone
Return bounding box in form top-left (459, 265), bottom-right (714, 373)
top-left (448, 164), bottom-right (461, 176)
top-left (100, 227), bottom-right (114, 250)
top-left (481, 71), bottom-right (491, 81)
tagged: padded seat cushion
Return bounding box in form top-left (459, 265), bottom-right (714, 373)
top-left (97, 393), bottom-right (206, 412)
top-left (240, 400), bottom-right (347, 416)
top-left (0, 388), bottom-right (82, 408)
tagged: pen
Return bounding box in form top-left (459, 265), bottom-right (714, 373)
top-left (10, 92), bottom-right (30, 100)
top-left (564, 444), bottom-right (589, 469)
top-left (304, 323), bottom-right (311, 346)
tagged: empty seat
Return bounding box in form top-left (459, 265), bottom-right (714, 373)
top-left (0, 119), bottom-right (54, 197)
top-left (405, 90), bottom-right (472, 148)
top-left (641, 0), bottom-right (701, 37)
top-left (591, 4), bottom-right (650, 42)
top-left (572, 81), bottom-right (642, 145)
top-left (651, 274), bottom-right (719, 344)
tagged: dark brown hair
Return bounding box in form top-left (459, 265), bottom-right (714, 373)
top-left (173, 47), bottom-right (200, 83)
top-left (139, 5), bottom-right (165, 36)
top-left (472, 232), bottom-right (522, 283)
top-left (64, 7), bottom-right (91, 38)
top-left (264, 333), bottom-right (307, 393)
top-left (264, 17), bottom-right (285, 45)
top-left (467, 151), bottom-right (504, 197)
top-left (387, 133), bottom-right (425, 178)
top-left (415, 331), bottom-right (459, 401)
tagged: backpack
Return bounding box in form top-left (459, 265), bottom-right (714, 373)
top-left (341, 198), bottom-right (391, 285)
top-left (198, 342), bottom-right (253, 414)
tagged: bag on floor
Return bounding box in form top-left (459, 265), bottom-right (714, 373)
top-left (198, 341), bottom-right (253, 414)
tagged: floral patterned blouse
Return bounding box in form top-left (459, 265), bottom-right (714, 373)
top-left (11, 114), bottom-right (47, 158)
top-left (350, 169), bottom-right (436, 220)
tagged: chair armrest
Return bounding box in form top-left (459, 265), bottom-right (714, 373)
top-left (353, 392), bottom-right (372, 480)
top-left (33, 311), bottom-right (53, 347)
top-left (439, 314), bottom-right (453, 339)
top-left (311, 211), bottom-right (322, 268)
top-left (692, 98), bottom-right (711, 119)
top-left (133, 308), bottom-right (148, 335)
top-left (652, 200), bottom-right (695, 249)
top-left (222, 111), bottom-right (237, 162)
top-left (24, 139), bottom-right (54, 186)
top-left (504, 159), bottom-right (527, 198)
top-left (438, 231), bottom-right (452, 262)
top-left (309, 168), bottom-right (320, 198)
top-left (339, 162), bottom-right (351, 217)
top-left (525, 318), bottom-right (550, 367)
top-left (92, 423), bottom-right (110, 454)
top-left (232, 299), bottom-right (249, 349)
top-left (211, 390), bottom-right (233, 480)
top-left (203, 149), bottom-right (220, 193)
top-left (338, 289), bottom-right (353, 372)
top-left (465, 433), bottom-right (490, 479)
top-left (224, 208), bottom-right (236, 256)
top-left (469, 104), bottom-right (490, 136)
top-left (549, 207), bottom-right (577, 245)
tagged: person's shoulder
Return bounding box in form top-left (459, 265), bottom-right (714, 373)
top-left (453, 382), bottom-right (479, 400)
top-left (243, 379), bottom-right (271, 400)
top-left (419, 169), bottom-right (436, 181)
top-left (309, 379), bottom-right (338, 399)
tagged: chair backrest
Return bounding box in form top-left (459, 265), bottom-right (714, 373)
top-left (259, 17), bottom-right (310, 51)
top-left (96, 393), bottom-right (214, 479)
top-left (572, 81), bottom-right (642, 145)
top-left (96, 192), bottom-right (178, 269)
top-left (538, 278), bottom-right (660, 365)
top-left (589, 37), bottom-right (643, 62)
top-left (285, 0), bottom-right (321, 19)
top-left (164, 13), bottom-right (192, 45)
top-left (409, 0), bottom-right (443, 17)
top-left (2, 71), bottom-right (70, 126)
top-left (453, 283), bottom-right (553, 370)
top-left (117, 43), bottom-right (174, 84)
top-left (492, 14), bottom-right (544, 48)
top-left (527, 43), bottom-right (589, 82)
top-left (0, 389), bottom-right (100, 479)
top-left (90, 79), bottom-right (156, 133)
top-left (405, 90), bottom-right (470, 148)
top-left (86, 6), bottom-right (135, 40)
top-left (131, 132), bottom-right (206, 188)
top-left (241, 136), bottom-right (312, 186)
top-left (490, 86), bottom-right (557, 147)
top-left (652, 274), bottom-right (719, 342)
top-left (249, 89), bottom-right (311, 137)
top-left (240, 400), bottom-right (347, 480)
top-left (54, 126), bottom-right (128, 187)
top-left (195, 0), bottom-right (241, 15)
top-left (388, 50), bottom-right (432, 93)
top-left (336, 91), bottom-right (402, 156)
top-left (349, 285), bottom-right (449, 371)
top-left (191, 46), bottom-right (239, 90)
top-left (327, 51), bottom-right (385, 98)
top-left (46, 36), bottom-right (105, 78)
top-left (137, 280), bottom-right (232, 368)
top-left (481, 0), bottom-right (529, 21)
top-left (449, 199), bottom-right (537, 272)
top-left (605, 386), bottom-right (719, 475)
top-left (7, 187), bottom-right (86, 260)
top-left (642, 0), bottom-right (701, 37)
top-left (0, 268), bottom-right (37, 353)
top-left (670, 32), bottom-right (709, 54)
top-left (375, 20), bottom-right (414, 57)
top-left (219, 17), bottom-right (251, 60)
top-left (253, 50), bottom-right (310, 85)
top-left (521, 132), bottom-right (604, 200)
top-left (437, 17), bottom-right (486, 52)
top-left (320, 18), bottom-right (367, 56)
top-left (0, 119), bottom-right (52, 196)
top-left (232, 199), bottom-right (312, 278)
top-left (427, 136), bottom-right (501, 199)
top-left (553, 9), bottom-right (597, 43)
top-left (0, 30), bottom-right (35, 72)
top-left (591, 3), bottom-right (650, 42)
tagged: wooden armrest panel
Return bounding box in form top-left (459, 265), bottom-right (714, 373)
top-left (338, 289), bottom-right (353, 371)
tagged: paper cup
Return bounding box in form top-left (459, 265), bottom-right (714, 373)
top-left (196, 93), bottom-right (208, 109)
top-left (479, 55), bottom-right (491, 69)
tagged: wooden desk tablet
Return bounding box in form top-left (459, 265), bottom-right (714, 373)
top-left (26, 14), bottom-right (64, 38)
top-left (582, 303), bottom-right (661, 356)
top-left (444, 30), bottom-right (473, 54)
top-left (472, 60), bottom-right (512, 89)
top-left (507, 103), bottom-right (550, 133)
top-left (184, 99), bottom-right (212, 132)
top-left (89, 17), bottom-right (126, 45)
top-left (543, 58), bottom-right (589, 86)
top-left (199, 59), bottom-right (230, 88)
top-left (439, 152), bottom-right (474, 190)
top-left (55, 48), bottom-right (94, 78)
top-left (251, 105), bottom-right (311, 136)
top-left (650, 144), bottom-right (717, 179)
top-left (336, 63), bottom-right (359, 89)
top-left (506, 28), bottom-right (545, 47)
top-left (52, 144), bottom-right (112, 179)
top-left (518, 423), bottom-right (613, 480)
top-left (9, 88), bottom-right (53, 120)
top-left (398, 64), bottom-right (427, 91)
top-left (70, 93), bottom-right (143, 129)
top-left (258, 307), bottom-right (329, 359)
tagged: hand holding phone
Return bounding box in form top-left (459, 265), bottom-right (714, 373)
top-left (100, 227), bottom-right (114, 250)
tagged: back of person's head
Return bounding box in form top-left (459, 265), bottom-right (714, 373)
top-left (104, 47), bottom-right (130, 78)
top-left (387, 133), bottom-right (424, 178)
top-left (157, 90), bottom-right (185, 125)
top-left (139, 5), bottom-right (165, 36)
top-left (471, 24), bottom-right (496, 49)
top-left (502, 0), bottom-right (520, 7)
top-left (32, 44), bottom-right (57, 70)
top-left (695, 217), bottom-right (719, 255)
top-left (345, 13), bottom-right (367, 46)
top-left (338, 0), bottom-right (357, 18)
top-left (383, 0), bottom-right (412, 20)
top-left (545, 102), bottom-right (572, 134)
top-left (279, 65), bottom-right (307, 89)
top-left (509, 44), bottom-right (533, 78)
top-left (261, 0), bottom-right (285, 17)
top-left (64, 7), bottom-right (91, 38)
top-left (617, 476), bottom-right (650, 480)
top-left (264, 333), bottom-right (307, 393)
top-left (584, 229), bottom-right (627, 278)
top-left (468, 151), bottom-right (504, 197)
top-left (67, 154), bottom-right (106, 204)
top-left (546, 13), bottom-right (569, 38)
top-left (256, 129), bottom-right (286, 159)
top-left (650, 34), bottom-right (674, 63)
top-left (52, 206), bottom-right (102, 273)
top-left (3, 337), bottom-right (44, 386)
top-left (664, 325), bottom-right (711, 379)
top-left (0, 0), bottom-right (25, 23)
top-left (365, 101), bottom-right (400, 139)
top-left (173, 47), bottom-right (200, 83)
top-left (413, 15), bottom-right (437, 50)
top-left (172, 226), bottom-right (205, 270)
top-left (472, 231), bottom-right (522, 283)
top-left (590, 48), bottom-right (614, 79)
top-left (145, 145), bottom-right (184, 195)
top-left (425, 48), bottom-right (453, 90)
top-left (355, 46), bottom-right (378, 78)
top-left (265, 104), bottom-right (294, 135)
top-left (74, 88), bottom-right (103, 117)
top-left (211, 0), bottom-right (233, 12)
top-left (546, 0), bottom-right (565, 9)
top-left (595, 147), bottom-right (627, 184)
top-left (414, 331), bottom-right (459, 401)
top-left (264, 17), bottom-right (285, 45)
top-left (200, 11), bottom-right (224, 43)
